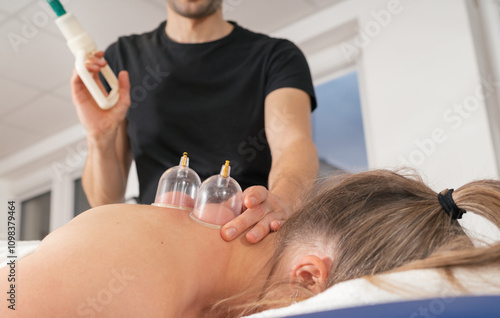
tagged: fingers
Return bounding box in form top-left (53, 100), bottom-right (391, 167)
top-left (85, 60), bottom-right (107, 73)
top-left (84, 54), bottom-right (109, 94)
top-left (245, 213), bottom-right (280, 244)
top-left (84, 55), bottom-right (107, 73)
top-left (270, 219), bottom-right (282, 232)
top-left (246, 192), bottom-right (288, 243)
top-left (72, 51), bottom-right (109, 99)
top-left (93, 50), bottom-right (105, 58)
top-left (220, 192), bottom-right (273, 242)
top-left (71, 69), bottom-right (93, 105)
top-left (118, 71), bottom-right (130, 101)
top-left (243, 186), bottom-right (268, 208)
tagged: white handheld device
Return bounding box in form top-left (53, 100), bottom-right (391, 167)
top-left (48, 0), bottom-right (119, 110)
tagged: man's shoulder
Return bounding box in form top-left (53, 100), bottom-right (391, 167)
top-left (235, 22), bottom-right (288, 43)
top-left (107, 21), bottom-right (165, 53)
top-left (234, 22), bottom-right (299, 52)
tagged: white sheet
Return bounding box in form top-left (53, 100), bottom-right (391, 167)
top-left (243, 267), bottom-right (500, 318)
top-left (0, 240), bottom-right (40, 268)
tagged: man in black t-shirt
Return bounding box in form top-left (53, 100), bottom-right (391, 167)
top-left (71, 0), bottom-right (318, 244)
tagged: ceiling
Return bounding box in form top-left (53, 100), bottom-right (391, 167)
top-left (0, 0), bottom-right (342, 161)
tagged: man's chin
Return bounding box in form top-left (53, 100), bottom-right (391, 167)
top-left (169, 0), bottom-right (221, 19)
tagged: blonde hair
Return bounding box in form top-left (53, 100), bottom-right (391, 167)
top-left (218, 169), bottom-right (500, 317)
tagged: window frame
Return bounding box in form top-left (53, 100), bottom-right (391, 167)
top-left (16, 182), bottom-right (52, 241)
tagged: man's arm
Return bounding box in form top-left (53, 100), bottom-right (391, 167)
top-left (71, 53), bottom-right (133, 207)
top-left (265, 87), bottom-right (318, 207)
top-left (221, 87), bottom-right (318, 242)
top-left (82, 119), bottom-right (133, 207)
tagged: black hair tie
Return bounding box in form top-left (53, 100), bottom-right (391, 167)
top-left (437, 189), bottom-right (466, 220)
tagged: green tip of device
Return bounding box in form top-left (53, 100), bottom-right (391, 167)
top-left (47, 0), bottom-right (67, 17)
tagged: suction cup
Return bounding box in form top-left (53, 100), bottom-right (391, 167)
top-left (190, 161), bottom-right (243, 228)
top-left (152, 153), bottom-right (201, 210)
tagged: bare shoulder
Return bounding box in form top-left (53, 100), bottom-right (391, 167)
top-left (0, 204), bottom-right (224, 317)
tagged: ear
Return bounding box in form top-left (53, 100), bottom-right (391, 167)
top-left (290, 255), bottom-right (331, 294)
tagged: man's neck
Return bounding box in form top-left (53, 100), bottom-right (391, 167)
top-left (165, 8), bottom-right (234, 43)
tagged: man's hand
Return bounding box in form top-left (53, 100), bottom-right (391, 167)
top-left (71, 51), bottom-right (131, 144)
top-left (220, 186), bottom-right (289, 243)
top-left (72, 51), bottom-right (134, 207)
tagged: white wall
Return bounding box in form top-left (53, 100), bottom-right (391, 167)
top-left (276, 0), bottom-right (499, 185)
top-left (276, 0), bottom-right (499, 241)
top-left (467, 0), bottom-right (500, 170)
top-left (358, 0), bottom-right (498, 183)
top-left (355, 0), bottom-right (499, 240)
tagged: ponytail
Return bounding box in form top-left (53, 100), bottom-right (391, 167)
top-left (399, 179), bottom-right (500, 271)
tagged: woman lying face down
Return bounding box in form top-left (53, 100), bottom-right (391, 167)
top-left (2, 169), bottom-right (500, 317)
top-left (0, 203), bottom-right (280, 318)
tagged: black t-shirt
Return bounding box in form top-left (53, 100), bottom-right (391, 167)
top-left (104, 21), bottom-right (316, 204)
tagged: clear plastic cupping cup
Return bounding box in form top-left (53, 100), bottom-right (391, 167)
top-left (190, 161), bottom-right (243, 229)
top-left (152, 152), bottom-right (201, 210)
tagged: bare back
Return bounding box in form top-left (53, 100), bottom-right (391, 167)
top-left (0, 204), bottom-right (235, 318)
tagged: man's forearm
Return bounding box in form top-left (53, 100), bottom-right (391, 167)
top-left (268, 138), bottom-right (319, 208)
top-left (82, 136), bottom-right (128, 207)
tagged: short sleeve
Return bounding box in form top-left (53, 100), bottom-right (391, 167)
top-left (265, 40), bottom-right (317, 111)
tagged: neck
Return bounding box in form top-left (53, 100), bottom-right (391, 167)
top-left (186, 232), bottom-right (276, 317)
top-left (165, 6), bottom-right (233, 43)
top-left (226, 232), bottom-right (277, 294)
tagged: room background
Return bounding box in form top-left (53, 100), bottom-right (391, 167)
top-left (1, 0), bottom-right (499, 242)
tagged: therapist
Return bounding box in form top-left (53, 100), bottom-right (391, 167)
top-left (71, 0), bottom-right (318, 243)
